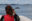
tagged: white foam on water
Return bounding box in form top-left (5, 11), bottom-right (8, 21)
top-left (0, 15), bottom-right (2, 19)
top-left (19, 16), bottom-right (32, 21)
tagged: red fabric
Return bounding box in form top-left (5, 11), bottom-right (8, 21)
top-left (4, 14), bottom-right (14, 21)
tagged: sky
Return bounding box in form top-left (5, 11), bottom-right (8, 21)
top-left (0, 0), bottom-right (32, 4)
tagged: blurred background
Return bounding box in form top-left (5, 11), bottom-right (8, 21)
top-left (0, 0), bottom-right (32, 20)
top-left (0, 4), bottom-right (32, 20)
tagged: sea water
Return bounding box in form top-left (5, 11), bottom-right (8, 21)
top-left (0, 4), bottom-right (32, 20)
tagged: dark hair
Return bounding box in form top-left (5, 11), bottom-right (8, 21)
top-left (5, 5), bottom-right (13, 14)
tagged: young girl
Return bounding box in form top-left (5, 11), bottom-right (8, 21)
top-left (0, 5), bottom-right (20, 21)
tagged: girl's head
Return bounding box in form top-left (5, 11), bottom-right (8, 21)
top-left (5, 5), bottom-right (13, 15)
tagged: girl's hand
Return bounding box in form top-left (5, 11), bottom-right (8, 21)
top-left (12, 9), bottom-right (16, 14)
